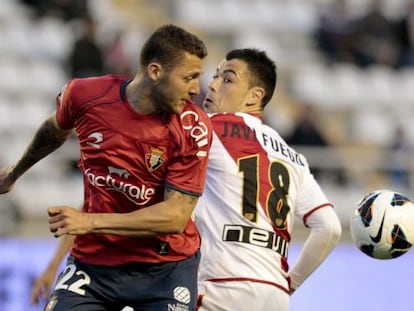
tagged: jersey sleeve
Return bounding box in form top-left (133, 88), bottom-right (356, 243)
top-left (166, 106), bottom-right (213, 196)
top-left (294, 164), bottom-right (333, 223)
top-left (55, 79), bottom-right (77, 129)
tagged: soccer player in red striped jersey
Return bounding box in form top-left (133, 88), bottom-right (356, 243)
top-left (0, 24), bottom-right (211, 311)
top-left (196, 49), bottom-right (342, 311)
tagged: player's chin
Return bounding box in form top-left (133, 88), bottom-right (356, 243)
top-left (172, 101), bottom-right (186, 114)
top-left (203, 103), bottom-right (216, 113)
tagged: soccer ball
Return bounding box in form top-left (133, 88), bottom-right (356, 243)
top-left (350, 189), bottom-right (414, 259)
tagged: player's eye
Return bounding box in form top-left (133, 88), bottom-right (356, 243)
top-left (184, 75), bottom-right (197, 82)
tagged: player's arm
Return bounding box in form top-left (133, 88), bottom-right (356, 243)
top-left (0, 113), bottom-right (73, 194)
top-left (30, 234), bottom-right (75, 304)
top-left (48, 187), bottom-right (199, 237)
top-left (288, 206), bottom-right (342, 294)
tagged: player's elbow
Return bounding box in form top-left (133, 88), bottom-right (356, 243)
top-left (308, 208), bottom-right (342, 246)
top-left (162, 223), bottom-right (186, 235)
top-left (167, 226), bottom-right (185, 235)
top-left (328, 216), bottom-right (342, 245)
top-left (161, 213), bottom-right (190, 234)
top-left (161, 196), bottom-right (196, 234)
top-left (171, 215), bottom-right (190, 234)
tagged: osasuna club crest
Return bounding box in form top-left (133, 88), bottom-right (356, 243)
top-left (145, 147), bottom-right (165, 172)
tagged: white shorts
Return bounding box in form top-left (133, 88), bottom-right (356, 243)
top-left (197, 280), bottom-right (289, 311)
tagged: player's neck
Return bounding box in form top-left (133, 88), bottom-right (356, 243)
top-left (243, 104), bottom-right (263, 116)
top-left (125, 77), bottom-right (157, 115)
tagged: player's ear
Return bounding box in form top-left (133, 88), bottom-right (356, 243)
top-left (246, 87), bottom-right (265, 107)
top-left (252, 87), bottom-right (265, 102)
top-left (147, 63), bottom-right (162, 81)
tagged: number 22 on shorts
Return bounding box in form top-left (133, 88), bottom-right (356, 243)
top-left (54, 264), bottom-right (91, 295)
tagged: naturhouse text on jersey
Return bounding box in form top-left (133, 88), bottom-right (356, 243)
top-left (85, 110), bottom-right (209, 205)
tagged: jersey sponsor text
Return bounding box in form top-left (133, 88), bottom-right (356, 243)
top-left (85, 168), bottom-right (155, 205)
top-left (181, 110), bottom-right (209, 149)
top-left (222, 224), bottom-right (288, 257)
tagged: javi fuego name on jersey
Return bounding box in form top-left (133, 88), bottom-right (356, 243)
top-left (220, 121), bottom-right (305, 167)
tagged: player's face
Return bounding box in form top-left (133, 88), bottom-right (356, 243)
top-left (152, 52), bottom-right (203, 114)
top-left (203, 58), bottom-right (251, 113)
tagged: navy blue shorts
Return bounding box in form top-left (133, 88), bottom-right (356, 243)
top-left (45, 251), bottom-right (200, 311)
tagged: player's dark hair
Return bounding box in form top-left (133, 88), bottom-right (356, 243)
top-left (226, 48), bottom-right (277, 108)
top-left (140, 24), bottom-right (208, 71)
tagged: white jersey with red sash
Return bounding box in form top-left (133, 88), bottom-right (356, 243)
top-left (196, 112), bottom-right (332, 294)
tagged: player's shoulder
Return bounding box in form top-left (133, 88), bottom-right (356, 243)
top-left (209, 112), bottom-right (259, 123)
top-left (64, 74), bottom-right (130, 103)
top-left (259, 119), bottom-right (310, 170)
top-left (208, 111), bottom-right (238, 121)
top-left (69, 74), bottom-right (128, 89)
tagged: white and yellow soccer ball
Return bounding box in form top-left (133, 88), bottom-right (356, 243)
top-left (350, 189), bottom-right (414, 259)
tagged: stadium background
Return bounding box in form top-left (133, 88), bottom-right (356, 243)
top-left (0, 0), bottom-right (413, 310)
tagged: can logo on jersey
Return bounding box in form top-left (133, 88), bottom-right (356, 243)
top-left (145, 147), bottom-right (165, 173)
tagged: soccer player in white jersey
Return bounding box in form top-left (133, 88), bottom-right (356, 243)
top-left (196, 48), bottom-right (342, 311)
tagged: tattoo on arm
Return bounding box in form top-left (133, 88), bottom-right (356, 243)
top-left (13, 118), bottom-right (71, 179)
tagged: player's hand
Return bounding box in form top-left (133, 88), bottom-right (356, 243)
top-left (30, 265), bottom-right (59, 304)
top-left (0, 165), bottom-right (16, 194)
top-left (48, 206), bottom-right (93, 237)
